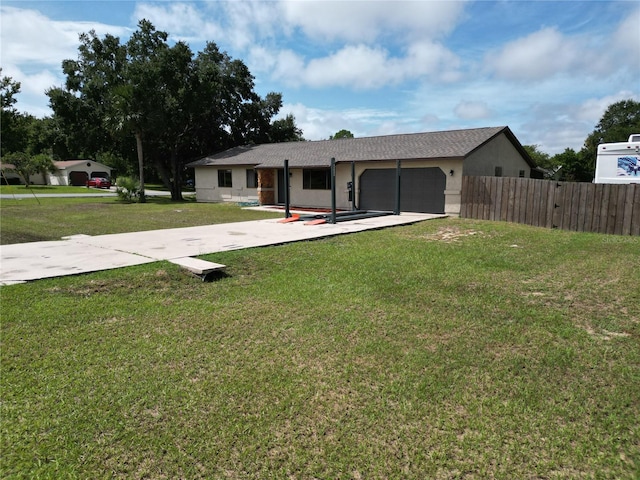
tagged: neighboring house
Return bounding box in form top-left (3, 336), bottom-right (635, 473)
top-left (187, 126), bottom-right (536, 215)
top-left (0, 162), bottom-right (45, 185)
top-left (48, 160), bottom-right (113, 186)
top-left (1, 163), bottom-right (21, 184)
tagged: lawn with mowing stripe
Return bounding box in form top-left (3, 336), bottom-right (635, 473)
top-left (1, 218), bottom-right (638, 478)
top-left (0, 197), bottom-right (280, 245)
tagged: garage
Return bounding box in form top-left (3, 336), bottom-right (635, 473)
top-left (69, 171), bottom-right (89, 186)
top-left (359, 167), bottom-right (446, 213)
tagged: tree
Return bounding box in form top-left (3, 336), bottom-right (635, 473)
top-left (30, 153), bottom-right (58, 185)
top-left (552, 148), bottom-right (585, 182)
top-left (1, 71), bottom-right (28, 156)
top-left (1, 152), bottom-right (56, 186)
top-left (576, 99), bottom-right (640, 182)
top-left (523, 144), bottom-right (561, 179)
top-left (49, 20), bottom-right (301, 201)
top-left (330, 129), bottom-right (354, 139)
top-left (269, 114), bottom-right (305, 142)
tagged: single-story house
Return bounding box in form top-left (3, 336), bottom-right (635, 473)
top-left (186, 126), bottom-right (536, 215)
top-left (48, 160), bottom-right (113, 186)
top-left (1, 159), bottom-right (113, 186)
top-left (0, 163), bottom-right (26, 184)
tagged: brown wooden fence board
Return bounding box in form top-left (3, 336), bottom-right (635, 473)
top-left (578, 183), bottom-right (593, 232)
top-left (622, 184), bottom-right (635, 235)
top-left (607, 185), bottom-right (619, 235)
top-left (598, 184), bottom-right (612, 233)
top-left (544, 181), bottom-right (555, 228)
top-left (615, 185), bottom-right (627, 235)
top-left (499, 177), bottom-right (509, 222)
top-left (631, 185), bottom-right (640, 236)
top-left (460, 176), bottom-right (639, 236)
top-left (590, 184), bottom-right (603, 232)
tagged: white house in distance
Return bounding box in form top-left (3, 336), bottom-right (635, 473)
top-left (48, 160), bottom-right (113, 186)
top-left (187, 126), bottom-right (537, 216)
top-left (1, 159), bottom-right (113, 186)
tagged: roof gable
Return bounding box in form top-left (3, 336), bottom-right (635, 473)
top-left (188, 126), bottom-right (534, 169)
top-left (54, 160), bottom-right (113, 171)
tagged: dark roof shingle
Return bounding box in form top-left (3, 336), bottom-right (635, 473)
top-left (187, 126), bottom-right (532, 168)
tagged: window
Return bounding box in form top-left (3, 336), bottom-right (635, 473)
top-left (519, 170), bottom-right (526, 178)
top-left (494, 166), bottom-right (503, 177)
top-left (303, 169), bottom-right (331, 190)
top-left (218, 169), bottom-right (232, 188)
top-left (246, 169), bottom-right (258, 188)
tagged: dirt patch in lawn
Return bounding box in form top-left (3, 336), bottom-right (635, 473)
top-left (422, 226), bottom-right (485, 243)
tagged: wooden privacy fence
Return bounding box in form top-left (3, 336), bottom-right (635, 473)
top-left (460, 176), bottom-right (640, 236)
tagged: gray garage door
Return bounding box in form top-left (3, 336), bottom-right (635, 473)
top-left (359, 167), bottom-right (446, 213)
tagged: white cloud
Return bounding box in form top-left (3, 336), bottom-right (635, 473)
top-left (485, 27), bottom-right (580, 81)
top-left (281, 1), bottom-right (466, 43)
top-left (405, 41), bottom-right (462, 82)
top-left (454, 101), bottom-right (492, 120)
top-left (303, 45), bottom-right (399, 89)
top-left (0, 6), bottom-right (130, 117)
top-left (279, 103), bottom-right (403, 140)
top-left (484, 7), bottom-right (640, 82)
top-left (132, 3), bottom-right (224, 44)
top-left (220, 1), bottom-right (282, 50)
top-left (253, 41), bottom-right (462, 90)
top-left (610, 9), bottom-right (640, 71)
top-left (574, 91), bottom-right (640, 125)
top-left (1, 6), bottom-right (129, 66)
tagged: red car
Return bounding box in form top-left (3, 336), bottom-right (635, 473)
top-left (86, 177), bottom-right (112, 189)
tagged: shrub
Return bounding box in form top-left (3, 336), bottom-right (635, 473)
top-left (115, 176), bottom-right (140, 202)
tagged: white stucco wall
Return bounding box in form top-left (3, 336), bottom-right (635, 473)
top-left (47, 161), bottom-right (113, 186)
top-left (194, 166), bottom-right (259, 203)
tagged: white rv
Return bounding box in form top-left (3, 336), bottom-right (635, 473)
top-left (593, 134), bottom-right (640, 183)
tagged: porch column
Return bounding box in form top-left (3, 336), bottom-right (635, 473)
top-left (257, 169), bottom-right (275, 205)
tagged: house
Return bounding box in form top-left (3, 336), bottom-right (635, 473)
top-left (0, 163), bottom-right (23, 184)
top-left (1, 159), bottom-right (113, 186)
top-left (48, 160), bottom-right (113, 186)
top-left (187, 126), bottom-right (535, 215)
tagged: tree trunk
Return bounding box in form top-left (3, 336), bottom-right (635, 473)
top-left (135, 131), bottom-right (146, 203)
top-left (170, 148), bottom-right (183, 202)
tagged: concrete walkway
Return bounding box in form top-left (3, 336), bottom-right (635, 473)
top-left (0, 213), bottom-right (445, 285)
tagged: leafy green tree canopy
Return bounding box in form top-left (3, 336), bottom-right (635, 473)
top-left (523, 145), bottom-right (561, 179)
top-left (1, 71), bottom-right (29, 156)
top-left (573, 99), bottom-right (640, 182)
top-left (1, 152), bottom-right (56, 186)
top-left (330, 129), bottom-right (354, 139)
top-left (48, 20), bottom-right (302, 201)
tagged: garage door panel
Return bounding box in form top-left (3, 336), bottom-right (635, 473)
top-left (69, 171), bottom-right (88, 186)
top-left (359, 167), bottom-right (445, 213)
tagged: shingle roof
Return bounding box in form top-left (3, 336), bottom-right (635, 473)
top-left (54, 160), bottom-right (107, 169)
top-left (187, 126), bottom-right (533, 169)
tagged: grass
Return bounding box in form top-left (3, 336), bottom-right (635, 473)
top-left (0, 197), bottom-right (280, 245)
top-left (0, 184), bottom-right (104, 195)
top-left (1, 215), bottom-right (639, 478)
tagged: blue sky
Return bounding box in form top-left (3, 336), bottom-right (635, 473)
top-left (1, 1), bottom-right (639, 154)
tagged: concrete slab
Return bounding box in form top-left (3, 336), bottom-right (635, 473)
top-left (168, 257), bottom-right (226, 275)
top-left (0, 240), bottom-right (157, 285)
top-left (0, 213), bottom-right (445, 285)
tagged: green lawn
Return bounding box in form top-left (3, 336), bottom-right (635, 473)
top-left (1, 215), bottom-right (639, 478)
top-left (0, 184), bottom-right (104, 195)
top-left (0, 197), bottom-right (279, 245)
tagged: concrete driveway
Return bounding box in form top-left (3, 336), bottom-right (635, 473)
top-left (0, 213), bottom-right (445, 285)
